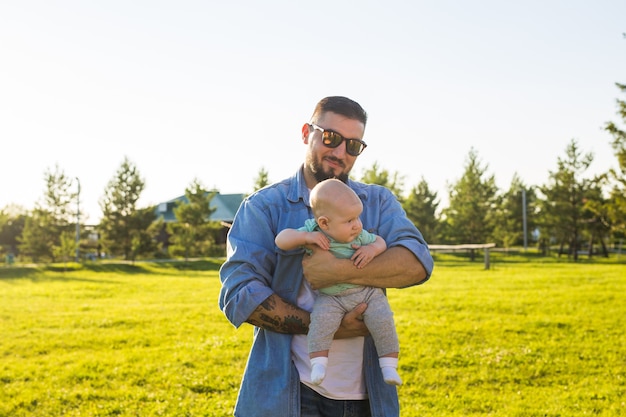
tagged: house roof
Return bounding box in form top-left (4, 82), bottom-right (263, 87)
top-left (155, 192), bottom-right (245, 223)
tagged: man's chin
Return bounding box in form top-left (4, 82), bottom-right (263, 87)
top-left (315, 171), bottom-right (349, 183)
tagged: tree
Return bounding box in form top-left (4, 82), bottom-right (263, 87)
top-left (582, 181), bottom-right (611, 257)
top-left (53, 231), bottom-right (78, 268)
top-left (0, 205), bottom-right (26, 259)
top-left (19, 208), bottom-right (57, 263)
top-left (604, 82), bottom-right (626, 239)
top-left (99, 157), bottom-right (146, 260)
top-left (128, 206), bottom-right (158, 262)
top-left (402, 177), bottom-right (440, 243)
top-left (492, 174), bottom-right (538, 249)
top-left (42, 164), bottom-right (76, 226)
top-left (441, 148), bottom-right (499, 250)
top-left (537, 139), bottom-right (595, 261)
top-left (166, 179), bottom-right (217, 261)
top-left (18, 165), bottom-right (77, 262)
top-left (253, 167), bottom-right (271, 191)
top-left (359, 161), bottom-right (405, 200)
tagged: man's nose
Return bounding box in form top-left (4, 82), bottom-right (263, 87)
top-left (329, 141), bottom-right (347, 157)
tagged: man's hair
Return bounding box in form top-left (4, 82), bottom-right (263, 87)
top-left (310, 96), bottom-right (368, 126)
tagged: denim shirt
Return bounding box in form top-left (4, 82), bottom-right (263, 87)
top-left (218, 167), bottom-right (434, 417)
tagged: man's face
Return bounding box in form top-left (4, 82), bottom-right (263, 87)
top-left (302, 112), bottom-right (366, 186)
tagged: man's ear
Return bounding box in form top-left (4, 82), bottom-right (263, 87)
top-left (302, 123), bottom-right (311, 144)
top-left (317, 216), bottom-right (329, 230)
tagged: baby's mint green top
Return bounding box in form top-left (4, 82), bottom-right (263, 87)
top-left (300, 218), bottom-right (377, 295)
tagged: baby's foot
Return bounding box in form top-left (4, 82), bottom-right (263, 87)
top-left (311, 363), bottom-right (327, 385)
top-left (381, 367), bottom-right (402, 386)
top-left (310, 357), bottom-right (328, 385)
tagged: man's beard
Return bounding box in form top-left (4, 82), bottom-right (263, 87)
top-left (307, 154), bottom-right (350, 183)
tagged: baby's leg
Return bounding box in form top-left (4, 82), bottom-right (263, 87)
top-left (308, 296), bottom-right (345, 385)
top-left (362, 288), bottom-right (402, 386)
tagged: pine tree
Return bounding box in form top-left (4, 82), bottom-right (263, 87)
top-left (402, 178), bottom-right (440, 243)
top-left (253, 167), bottom-right (271, 192)
top-left (99, 157), bottom-right (146, 260)
top-left (538, 139), bottom-right (594, 261)
top-left (359, 161), bottom-right (405, 201)
top-left (0, 206), bottom-right (26, 259)
top-left (492, 174), bottom-right (537, 249)
top-left (18, 165), bottom-right (77, 262)
top-left (167, 179), bottom-right (217, 261)
top-left (19, 208), bottom-right (57, 262)
top-left (441, 148), bottom-right (499, 249)
top-left (604, 82), bottom-right (626, 239)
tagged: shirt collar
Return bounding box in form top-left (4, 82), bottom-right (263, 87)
top-left (287, 165), bottom-right (369, 205)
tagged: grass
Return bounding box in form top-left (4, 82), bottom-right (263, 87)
top-left (1, 254), bottom-right (625, 416)
top-left (391, 254), bottom-right (625, 416)
top-left (0, 260), bottom-right (247, 416)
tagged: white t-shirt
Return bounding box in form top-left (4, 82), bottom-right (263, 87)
top-left (291, 279), bottom-right (367, 400)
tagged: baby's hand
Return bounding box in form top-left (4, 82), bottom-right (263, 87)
top-left (351, 245), bottom-right (376, 268)
top-left (306, 232), bottom-right (330, 250)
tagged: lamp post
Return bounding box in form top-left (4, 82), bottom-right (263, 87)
top-left (75, 177), bottom-right (80, 262)
top-left (521, 188), bottom-right (528, 251)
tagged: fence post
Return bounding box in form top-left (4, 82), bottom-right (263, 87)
top-left (484, 248), bottom-right (490, 270)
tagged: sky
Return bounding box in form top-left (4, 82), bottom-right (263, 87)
top-left (1, 1), bottom-right (625, 223)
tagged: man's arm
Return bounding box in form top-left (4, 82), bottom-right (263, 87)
top-left (246, 293), bottom-right (368, 338)
top-left (302, 245), bottom-right (428, 290)
top-left (246, 293), bottom-right (310, 334)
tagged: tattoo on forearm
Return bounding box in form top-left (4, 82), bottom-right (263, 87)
top-left (248, 297), bottom-right (308, 334)
top-left (259, 296), bottom-right (276, 311)
top-left (259, 313), bottom-right (280, 327)
top-left (282, 315), bottom-right (307, 334)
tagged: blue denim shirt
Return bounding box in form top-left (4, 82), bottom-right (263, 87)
top-left (219, 167), bottom-right (434, 417)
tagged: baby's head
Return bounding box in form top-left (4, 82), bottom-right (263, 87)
top-left (310, 179), bottom-right (363, 243)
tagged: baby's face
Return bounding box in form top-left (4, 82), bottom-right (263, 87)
top-left (325, 201), bottom-right (363, 243)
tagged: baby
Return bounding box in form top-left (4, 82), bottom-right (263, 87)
top-left (275, 178), bottom-right (402, 386)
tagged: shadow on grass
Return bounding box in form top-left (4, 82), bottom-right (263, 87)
top-left (430, 250), bottom-right (623, 268)
top-left (0, 258), bottom-right (224, 281)
top-left (0, 266), bottom-right (120, 284)
top-left (0, 266), bottom-right (40, 279)
top-left (147, 258), bottom-right (224, 272)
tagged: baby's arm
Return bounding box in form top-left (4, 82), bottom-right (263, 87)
top-left (351, 235), bottom-right (387, 269)
top-left (276, 229), bottom-right (330, 251)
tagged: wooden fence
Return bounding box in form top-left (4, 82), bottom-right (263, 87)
top-left (428, 243), bottom-right (497, 269)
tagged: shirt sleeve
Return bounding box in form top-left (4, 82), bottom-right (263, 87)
top-left (218, 195), bottom-right (277, 328)
top-left (370, 185), bottom-right (434, 282)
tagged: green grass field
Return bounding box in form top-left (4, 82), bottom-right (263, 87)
top-left (1, 254), bottom-right (624, 416)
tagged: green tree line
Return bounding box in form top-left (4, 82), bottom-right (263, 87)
top-left (2, 84), bottom-right (625, 263)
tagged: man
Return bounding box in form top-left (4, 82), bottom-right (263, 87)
top-left (219, 96), bottom-right (434, 416)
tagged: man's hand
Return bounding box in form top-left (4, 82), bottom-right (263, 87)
top-left (302, 246), bottom-right (344, 290)
top-left (334, 303), bottom-right (369, 339)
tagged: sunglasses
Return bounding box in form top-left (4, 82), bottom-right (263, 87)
top-left (310, 124), bottom-right (367, 156)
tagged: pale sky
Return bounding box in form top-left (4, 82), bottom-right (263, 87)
top-left (1, 1), bottom-right (625, 223)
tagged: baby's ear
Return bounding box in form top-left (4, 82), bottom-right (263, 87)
top-left (317, 216), bottom-right (329, 230)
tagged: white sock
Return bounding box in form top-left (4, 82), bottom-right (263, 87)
top-left (379, 357), bottom-right (402, 386)
top-left (310, 357), bottom-right (328, 385)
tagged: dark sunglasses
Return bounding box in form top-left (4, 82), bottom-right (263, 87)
top-left (310, 124), bottom-right (367, 156)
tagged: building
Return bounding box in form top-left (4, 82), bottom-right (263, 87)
top-left (155, 192), bottom-right (246, 246)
